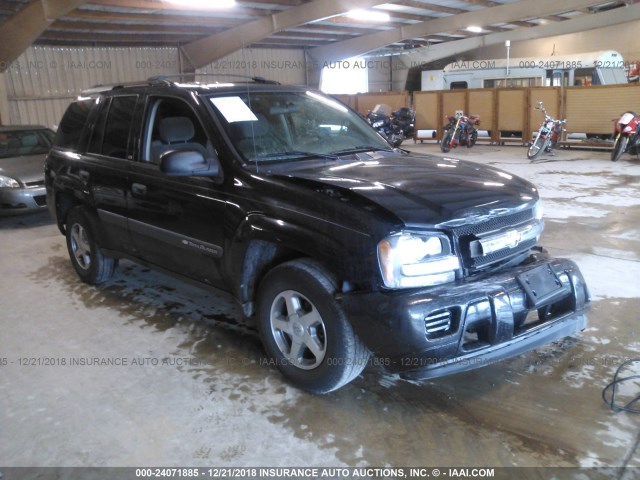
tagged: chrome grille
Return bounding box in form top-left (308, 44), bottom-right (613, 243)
top-left (454, 208), bottom-right (537, 272)
top-left (453, 209), bottom-right (533, 236)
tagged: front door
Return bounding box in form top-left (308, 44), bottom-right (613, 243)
top-left (126, 95), bottom-right (227, 288)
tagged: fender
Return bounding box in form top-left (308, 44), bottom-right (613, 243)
top-left (227, 213), bottom-right (376, 316)
top-left (47, 161), bottom-right (94, 234)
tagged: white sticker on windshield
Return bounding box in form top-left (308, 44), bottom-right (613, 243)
top-left (210, 97), bottom-right (258, 123)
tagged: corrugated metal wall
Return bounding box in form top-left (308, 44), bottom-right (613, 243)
top-left (197, 48), bottom-right (308, 86)
top-left (3, 45), bottom-right (179, 127)
top-left (3, 46), bottom-right (311, 127)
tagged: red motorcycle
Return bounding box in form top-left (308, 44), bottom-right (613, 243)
top-left (611, 111), bottom-right (640, 162)
top-left (440, 112), bottom-right (479, 153)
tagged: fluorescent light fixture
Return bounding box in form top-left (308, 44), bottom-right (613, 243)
top-left (347, 9), bottom-right (390, 22)
top-left (163, 0), bottom-right (235, 8)
top-left (467, 26), bottom-right (483, 33)
top-left (374, 3), bottom-right (406, 11)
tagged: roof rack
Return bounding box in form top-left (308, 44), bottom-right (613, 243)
top-left (148, 74), bottom-right (281, 85)
top-left (80, 74), bottom-right (280, 96)
top-left (80, 80), bottom-right (154, 95)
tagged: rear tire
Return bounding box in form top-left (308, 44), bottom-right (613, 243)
top-left (611, 135), bottom-right (628, 162)
top-left (467, 129), bottom-right (477, 148)
top-left (257, 259), bottom-right (369, 393)
top-left (65, 207), bottom-right (117, 284)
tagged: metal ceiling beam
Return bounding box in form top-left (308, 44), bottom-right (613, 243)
top-left (66, 10), bottom-right (244, 26)
top-left (180, 0), bottom-right (385, 70)
top-left (0, 0), bottom-right (87, 72)
top-left (400, 3), bottom-right (640, 69)
top-left (92, 0), bottom-right (278, 17)
top-left (308, 0), bottom-right (609, 65)
top-left (50, 19), bottom-right (225, 34)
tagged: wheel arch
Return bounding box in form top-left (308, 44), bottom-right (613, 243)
top-left (228, 214), bottom-right (352, 317)
top-left (53, 189), bottom-right (81, 235)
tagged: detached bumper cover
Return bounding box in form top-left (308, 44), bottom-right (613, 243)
top-left (339, 253), bottom-right (590, 380)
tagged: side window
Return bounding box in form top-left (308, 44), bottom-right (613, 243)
top-left (102, 95), bottom-right (138, 159)
top-left (54, 99), bottom-right (95, 150)
top-left (87, 97), bottom-right (110, 155)
top-left (450, 81), bottom-right (468, 90)
top-left (142, 96), bottom-right (212, 164)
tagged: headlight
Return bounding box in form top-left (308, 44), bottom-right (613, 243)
top-left (0, 175), bottom-right (20, 188)
top-left (378, 232), bottom-right (460, 289)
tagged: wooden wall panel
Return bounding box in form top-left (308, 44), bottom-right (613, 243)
top-left (441, 91), bottom-right (466, 118)
top-left (497, 89), bottom-right (527, 132)
top-left (528, 87), bottom-right (561, 139)
top-left (565, 84), bottom-right (640, 134)
top-left (413, 91), bottom-right (439, 132)
top-left (467, 89), bottom-right (495, 140)
top-left (354, 92), bottom-right (408, 115)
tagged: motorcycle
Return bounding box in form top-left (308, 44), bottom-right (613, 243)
top-left (366, 104), bottom-right (404, 148)
top-left (611, 111), bottom-right (640, 162)
top-left (440, 111), bottom-right (479, 153)
top-left (391, 107), bottom-right (415, 139)
top-left (527, 101), bottom-right (566, 162)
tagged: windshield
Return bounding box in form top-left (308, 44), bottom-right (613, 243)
top-left (0, 129), bottom-right (54, 159)
top-left (207, 90), bottom-right (391, 164)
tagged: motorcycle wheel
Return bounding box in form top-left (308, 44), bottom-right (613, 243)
top-left (468, 130), bottom-right (477, 148)
top-left (391, 135), bottom-right (404, 148)
top-left (527, 134), bottom-right (548, 161)
top-left (611, 135), bottom-right (628, 162)
top-left (441, 130), bottom-right (454, 153)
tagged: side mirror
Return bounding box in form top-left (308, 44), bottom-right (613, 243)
top-left (159, 149), bottom-right (221, 178)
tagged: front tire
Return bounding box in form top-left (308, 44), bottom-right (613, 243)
top-left (527, 134), bottom-right (548, 161)
top-left (611, 135), bottom-right (628, 162)
top-left (441, 129), bottom-right (453, 152)
top-left (390, 133), bottom-right (404, 148)
top-left (66, 207), bottom-right (117, 284)
top-left (257, 259), bottom-right (369, 393)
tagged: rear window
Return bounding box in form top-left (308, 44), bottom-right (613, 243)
top-left (54, 99), bottom-right (95, 150)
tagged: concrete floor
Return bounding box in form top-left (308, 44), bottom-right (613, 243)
top-left (1, 143), bottom-right (639, 474)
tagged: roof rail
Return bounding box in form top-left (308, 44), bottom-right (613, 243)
top-left (81, 80), bottom-right (155, 95)
top-left (148, 73), bottom-right (281, 85)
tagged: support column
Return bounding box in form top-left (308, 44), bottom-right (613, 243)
top-left (0, 72), bottom-right (11, 125)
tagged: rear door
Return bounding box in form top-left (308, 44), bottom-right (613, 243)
top-left (77, 94), bottom-right (140, 254)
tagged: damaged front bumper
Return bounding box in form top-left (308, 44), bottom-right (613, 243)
top-left (339, 251), bottom-right (590, 380)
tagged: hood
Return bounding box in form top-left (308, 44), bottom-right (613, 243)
top-left (269, 152), bottom-right (538, 227)
top-left (0, 154), bottom-right (47, 185)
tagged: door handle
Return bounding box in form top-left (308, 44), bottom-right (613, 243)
top-left (131, 183), bottom-right (147, 196)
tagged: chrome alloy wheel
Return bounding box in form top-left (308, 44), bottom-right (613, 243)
top-left (70, 223), bottom-right (91, 271)
top-left (269, 290), bottom-right (327, 369)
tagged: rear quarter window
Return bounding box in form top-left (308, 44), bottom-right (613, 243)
top-left (54, 99), bottom-right (95, 150)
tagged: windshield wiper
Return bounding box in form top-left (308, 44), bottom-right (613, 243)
top-left (255, 150), bottom-right (340, 161)
top-left (330, 145), bottom-right (395, 156)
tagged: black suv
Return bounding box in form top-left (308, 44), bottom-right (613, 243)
top-left (45, 76), bottom-right (590, 393)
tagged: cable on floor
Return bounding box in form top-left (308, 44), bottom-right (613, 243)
top-left (602, 358), bottom-right (640, 413)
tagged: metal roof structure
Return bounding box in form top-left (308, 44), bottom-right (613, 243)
top-left (0, 0), bottom-right (637, 70)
